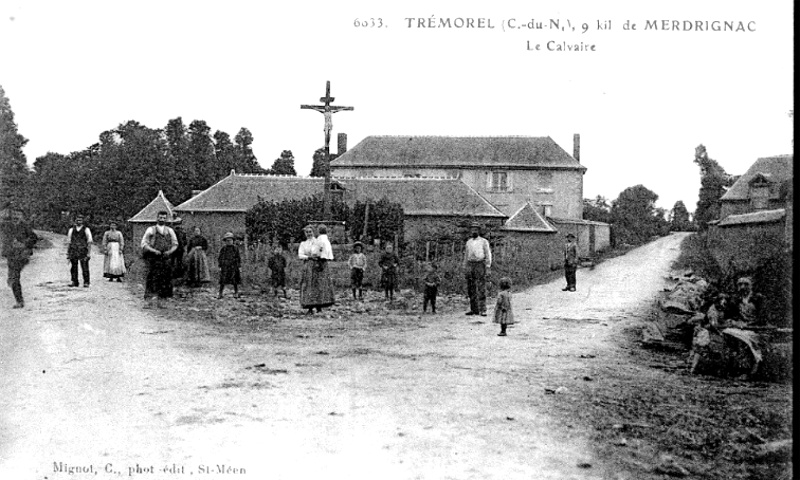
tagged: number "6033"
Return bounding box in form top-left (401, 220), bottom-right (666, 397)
top-left (353, 18), bottom-right (384, 28)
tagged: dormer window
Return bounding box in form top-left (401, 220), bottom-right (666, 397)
top-left (748, 173), bottom-right (773, 210)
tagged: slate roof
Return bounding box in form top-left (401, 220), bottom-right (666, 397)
top-left (339, 177), bottom-right (506, 217)
top-left (548, 217), bottom-right (610, 226)
top-left (175, 174), bottom-right (327, 212)
top-left (718, 208), bottom-right (786, 227)
top-left (174, 173), bottom-right (506, 218)
top-left (501, 203), bottom-right (557, 232)
top-left (721, 155), bottom-right (793, 201)
top-left (331, 136), bottom-right (585, 170)
top-left (128, 190), bottom-right (177, 223)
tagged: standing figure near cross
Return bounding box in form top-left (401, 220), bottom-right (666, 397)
top-left (301, 81), bottom-right (354, 220)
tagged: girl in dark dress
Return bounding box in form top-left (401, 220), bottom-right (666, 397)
top-left (379, 243), bottom-right (399, 302)
top-left (217, 232), bottom-right (241, 299)
top-left (185, 226), bottom-right (211, 287)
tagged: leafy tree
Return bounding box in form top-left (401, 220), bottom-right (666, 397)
top-left (0, 85), bottom-right (31, 211)
top-left (188, 120), bottom-right (216, 188)
top-left (693, 145), bottom-right (736, 230)
top-left (310, 148), bottom-right (327, 177)
top-left (582, 195), bottom-right (612, 223)
top-left (669, 200), bottom-right (693, 231)
top-left (165, 117), bottom-right (193, 196)
top-left (246, 195), bottom-right (349, 246)
top-left (309, 147), bottom-right (342, 177)
top-left (213, 130), bottom-right (237, 178)
top-left (348, 199), bottom-right (404, 245)
top-left (269, 150), bottom-right (297, 176)
top-left (234, 127), bottom-right (264, 174)
top-left (610, 184), bottom-right (670, 245)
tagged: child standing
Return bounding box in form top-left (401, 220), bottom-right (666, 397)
top-left (422, 262), bottom-right (440, 314)
top-left (267, 244), bottom-right (287, 298)
top-left (348, 241), bottom-right (367, 300)
top-left (218, 232), bottom-right (241, 299)
top-left (494, 277), bottom-right (515, 336)
top-left (379, 243), bottom-right (399, 301)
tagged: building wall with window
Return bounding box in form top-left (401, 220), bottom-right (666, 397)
top-left (333, 166), bottom-right (583, 219)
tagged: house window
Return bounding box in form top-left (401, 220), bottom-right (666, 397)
top-left (542, 204), bottom-right (553, 217)
top-left (489, 171), bottom-right (510, 192)
top-left (750, 185), bottom-right (770, 210)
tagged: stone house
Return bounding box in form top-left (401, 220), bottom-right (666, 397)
top-left (331, 135), bottom-right (586, 219)
top-left (331, 134), bottom-right (610, 257)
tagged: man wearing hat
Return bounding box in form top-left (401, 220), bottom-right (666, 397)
top-left (140, 210), bottom-right (178, 305)
top-left (463, 222), bottom-right (492, 316)
top-left (563, 233), bottom-right (578, 292)
top-left (67, 215), bottom-right (93, 287)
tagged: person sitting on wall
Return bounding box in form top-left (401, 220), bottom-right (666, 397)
top-left (729, 277), bottom-right (765, 326)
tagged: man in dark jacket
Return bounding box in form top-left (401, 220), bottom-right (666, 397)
top-left (562, 233), bottom-right (578, 292)
top-left (1, 208), bottom-right (38, 308)
top-left (67, 215), bottom-right (93, 287)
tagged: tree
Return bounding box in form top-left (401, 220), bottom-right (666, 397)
top-left (0, 85), bottom-right (31, 210)
top-left (693, 145), bottom-right (736, 230)
top-left (213, 130), bottom-right (237, 178)
top-left (310, 148), bottom-right (327, 177)
top-left (669, 200), bottom-right (692, 231)
top-left (187, 120), bottom-right (217, 188)
top-left (610, 184), bottom-right (670, 245)
top-left (233, 127), bottom-right (264, 174)
top-left (269, 150), bottom-right (297, 176)
top-left (583, 195), bottom-right (612, 223)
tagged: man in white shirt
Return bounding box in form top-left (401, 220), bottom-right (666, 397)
top-left (67, 215), bottom-right (93, 287)
top-left (140, 211), bottom-right (178, 304)
top-left (463, 222), bottom-right (492, 316)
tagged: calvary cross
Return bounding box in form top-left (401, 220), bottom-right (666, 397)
top-left (301, 80), bottom-right (354, 147)
top-left (300, 81), bottom-right (354, 220)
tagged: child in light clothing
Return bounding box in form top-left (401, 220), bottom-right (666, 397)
top-left (348, 242), bottom-right (367, 300)
top-left (494, 277), bottom-right (515, 336)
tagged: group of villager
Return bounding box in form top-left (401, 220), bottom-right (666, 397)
top-left (3, 213), bottom-right (585, 339)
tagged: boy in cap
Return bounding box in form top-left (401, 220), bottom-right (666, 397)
top-left (348, 241), bottom-right (367, 300)
top-left (563, 233), bottom-right (578, 292)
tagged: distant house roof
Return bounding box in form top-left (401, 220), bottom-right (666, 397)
top-left (501, 203), bottom-right (557, 232)
top-left (721, 155), bottom-right (793, 201)
top-left (331, 136), bottom-right (586, 171)
top-left (718, 208), bottom-right (786, 227)
top-left (339, 177), bottom-right (506, 218)
top-left (128, 190), bottom-right (176, 223)
top-left (175, 173), bottom-right (327, 213)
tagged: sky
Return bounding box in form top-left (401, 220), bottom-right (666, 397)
top-left (0, 0), bottom-right (793, 212)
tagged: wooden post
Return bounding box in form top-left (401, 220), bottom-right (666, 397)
top-left (244, 233), bottom-right (249, 263)
top-left (425, 241), bottom-right (430, 261)
top-left (362, 203), bottom-right (370, 240)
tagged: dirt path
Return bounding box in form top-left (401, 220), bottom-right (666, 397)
top-left (0, 231), bottom-right (689, 480)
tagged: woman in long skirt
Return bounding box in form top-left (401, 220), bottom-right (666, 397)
top-left (184, 226), bottom-right (211, 287)
top-left (102, 221), bottom-right (126, 281)
top-left (298, 225), bottom-right (335, 314)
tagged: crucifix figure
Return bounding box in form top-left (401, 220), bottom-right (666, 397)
top-left (301, 81), bottom-right (354, 220)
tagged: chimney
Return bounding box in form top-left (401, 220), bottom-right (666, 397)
top-left (573, 133), bottom-right (580, 162)
top-left (338, 133), bottom-right (348, 156)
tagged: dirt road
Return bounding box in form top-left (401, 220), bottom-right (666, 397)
top-left (0, 231), bottom-right (689, 480)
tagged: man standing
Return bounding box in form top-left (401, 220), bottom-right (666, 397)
top-left (1, 208), bottom-right (38, 308)
top-left (140, 211), bottom-right (178, 306)
top-left (562, 233), bottom-right (578, 292)
top-left (67, 215), bottom-right (93, 287)
top-left (463, 222), bottom-right (492, 316)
